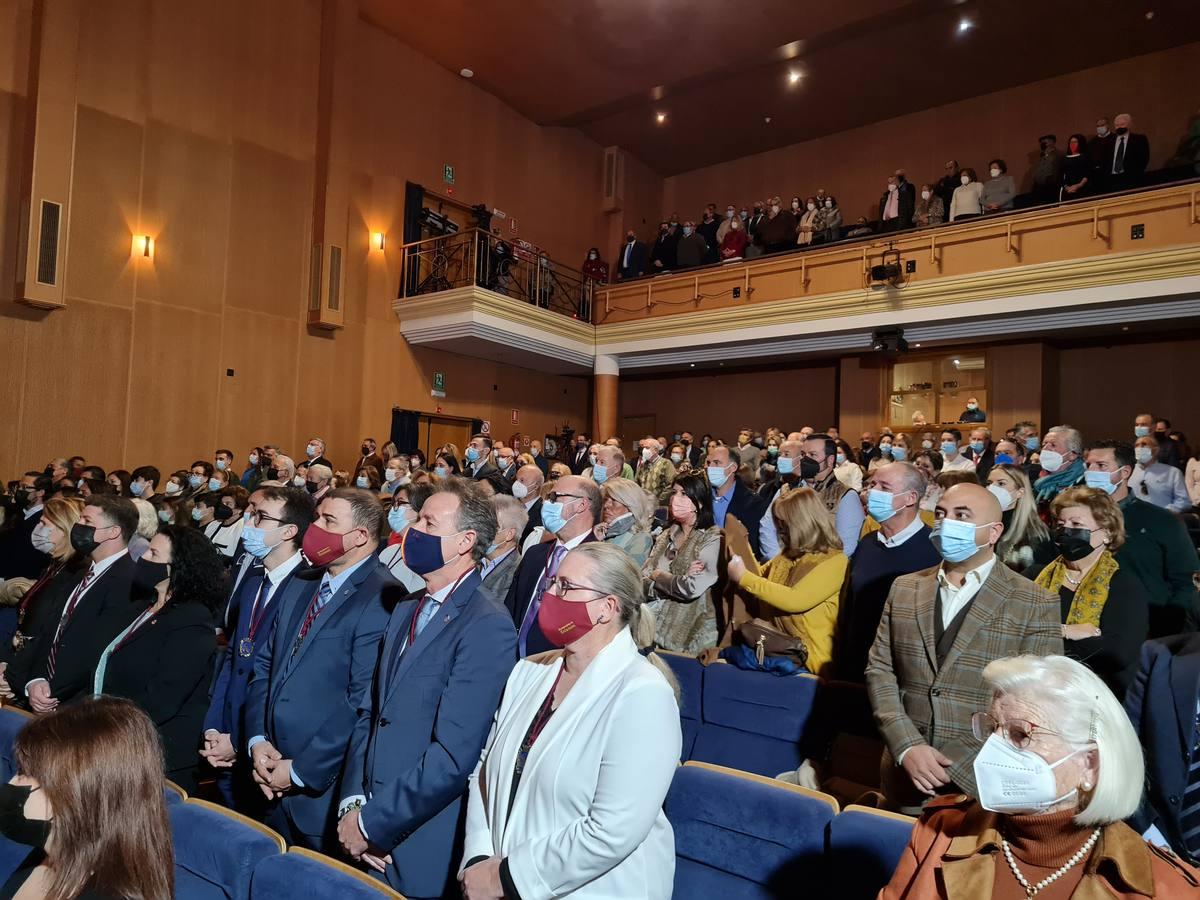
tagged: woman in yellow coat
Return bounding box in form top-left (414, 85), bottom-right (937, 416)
top-left (726, 487), bottom-right (847, 677)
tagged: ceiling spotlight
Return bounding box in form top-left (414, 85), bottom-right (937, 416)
top-left (689, 362), bottom-right (695, 367)
top-left (655, 111), bottom-right (667, 124)
top-left (957, 17), bottom-right (974, 33)
top-left (787, 69), bottom-right (802, 84)
top-left (764, 116), bottom-right (772, 124)
top-left (953, 358), bottom-right (961, 365)
top-left (913, 343), bottom-right (922, 348)
top-left (1144, 10), bottom-right (1154, 20)
top-left (459, 68), bottom-right (474, 78)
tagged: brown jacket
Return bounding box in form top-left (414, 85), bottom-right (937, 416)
top-left (879, 795), bottom-right (1200, 899)
top-left (865, 561), bottom-right (1063, 793)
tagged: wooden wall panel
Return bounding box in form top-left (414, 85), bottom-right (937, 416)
top-left (217, 308), bottom-right (300, 459)
top-left (0, 89), bottom-right (27, 304)
top-left (838, 356), bottom-right (887, 442)
top-left (987, 343), bottom-right (1046, 436)
top-left (0, 314), bottom-right (30, 475)
top-left (65, 106), bottom-right (142, 308)
top-left (74, 0), bottom-right (149, 123)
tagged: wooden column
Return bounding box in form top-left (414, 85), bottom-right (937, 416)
top-left (593, 355), bottom-right (619, 440)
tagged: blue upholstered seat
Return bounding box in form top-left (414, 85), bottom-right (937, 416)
top-left (250, 849), bottom-right (402, 900)
top-left (170, 799), bottom-right (284, 900)
top-left (0, 707), bottom-right (32, 782)
top-left (665, 761), bottom-right (837, 900)
top-left (826, 805), bottom-right (915, 896)
top-left (691, 664), bottom-right (818, 776)
top-left (659, 650), bottom-right (702, 759)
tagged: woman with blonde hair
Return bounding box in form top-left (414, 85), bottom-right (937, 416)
top-left (727, 487), bottom-right (846, 676)
top-left (594, 478), bottom-right (655, 566)
top-left (985, 463), bottom-right (1054, 572)
top-left (459, 542), bottom-right (680, 900)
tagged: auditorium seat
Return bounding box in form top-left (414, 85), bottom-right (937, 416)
top-left (250, 848), bottom-right (404, 900)
top-left (170, 798), bottom-right (285, 900)
top-left (658, 650), bottom-right (702, 759)
top-left (825, 804), bottom-right (916, 896)
top-left (0, 706), bottom-right (33, 781)
top-left (164, 779), bottom-right (187, 804)
top-left (691, 663), bottom-right (819, 776)
top-left (665, 761), bottom-right (837, 900)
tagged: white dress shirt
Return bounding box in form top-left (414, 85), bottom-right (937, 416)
top-left (936, 555), bottom-right (997, 629)
top-left (941, 453), bottom-right (976, 473)
top-left (1129, 461), bottom-right (1191, 513)
top-left (878, 514), bottom-right (927, 548)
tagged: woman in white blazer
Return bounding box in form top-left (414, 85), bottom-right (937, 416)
top-left (459, 542), bottom-right (682, 900)
top-left (949, 166), bottom-right (984, 221)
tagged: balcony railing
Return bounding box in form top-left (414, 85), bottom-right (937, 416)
top-left (397, 228), bottom-right (595, 321)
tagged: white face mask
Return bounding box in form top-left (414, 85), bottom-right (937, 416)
top-left (31, 526), bottom-right (56, 554)
top-left (641, 447), bottom-right (654, 462)
top-left (990, 168), bottom-right (1001, 178)
top-left (770, 204), bottom-right (780, 214)
top-left (921, 190), bottom-right (931, 200)
top-left (511, 481), bottom-right (530, 500)
top-left (887, 183), bottom-right (897, 192)
top-left (725, 209), bottom-right (734, 218)
top-left (824, 200), bottom-right (832, 208)
top-left (293, 475), bottom-right (306, 487)
top-left (1096, 126), bottom-right (1108, 137)
top-left (1038, 449), bottom-right (1065, 472)
top-left (806, 202), bottom-right (815, 211)
top-left (791, 201), bottom-right (800, 209)
top-left (973, 733), bottom-right (1085, 814)
top-left (960, 175), bottom-right (970, 185)
top-left (987, 484), bottom-right (1015, 512)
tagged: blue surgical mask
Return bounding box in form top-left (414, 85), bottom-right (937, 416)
top-left (683, 226), bottom-right (694, 236)
top-left (879, 444), bottom-right (893, 457)
top-left (306, 443), bottom-right (318, 457)
top-left (1134, 446), bottom-right (1154, 465)
top-left (355, 475), bottom-right (369, 489)
top-left (776, 456), bottom-right (795, 475)
top-left (188, 474), bottom-right (205, 489)
top-left (466, 447), bottom-right (481, 462)
top-left (1024, 436), bottom-right (1040, 451)
top-left (931, 518), bottom-right (995, 563)
top-left (707, 465), bottom-right (730, 488)
top-left (215, 459), bottom-right (227, 471)
top-left (891, 447), bottom-right (907, 462)
top-left (969, 441), bottom-right (985, 454)
top-left (836, 453), bottom-right (846, 465)
top-left (994, 453), bottom-right (1014, 465)
top-left (191, 507), bottom-right (205, 522)
top-left (434, 465), bottom-right (449, 478)
top-left (157, 509), bottom-right (171, 523)
top-left (940, 441), bottom-right (958, 457)
top-left (592, 466), bottom-right (608, 484)
top-left (867, 489), bottom-right (900, 523)
top-left (387, 506), bottom-right (408, 534)
top-left (207, 478), bottom-right (222, 492)
top-left (540, 499), bottom-right (574, 535)
top-left (1134, 425), bottom-right (1151, 438)
top-left (241, 524), bottom-right (279, 560)
top-left (1084, 470), bottom-right (1119, 495)
top-left (129, 481), bottom-right (145, 497)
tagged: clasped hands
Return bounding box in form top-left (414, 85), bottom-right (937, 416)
top-left (249, 741), bottom-right (294, 799)
top-left (336, 808), bottom-right (393, 875)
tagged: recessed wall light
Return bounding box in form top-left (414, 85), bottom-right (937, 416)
top-left (655, 111), bottom-right (667, 124)
top-left (1144, 10), bottom-right (1154, 20)
top-left (764, 116), bottom-right (773, 124)
top-left (957, 17), bottom-right (974, 33)
top-left (460, 68), bottom-right (474, 78)
top-left (132, 235), bottom-right (154, 259)
top-left (371, 232), bottom-right (385, 251)
top-left (788, 70), bottom-right (802, 84)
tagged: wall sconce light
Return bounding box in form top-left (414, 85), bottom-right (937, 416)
top-left (132, 235), bottom-right (154, 259)
top-left (371, 232), bottom-right (385, 251)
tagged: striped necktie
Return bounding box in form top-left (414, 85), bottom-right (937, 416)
top-left (46, 564), bottom-right (96, 681)
top-left (291, 580), bottom-right (333, 657)
top-left (517, 544), bottom-right (566, 656)
top-left (1182, 709), bottom-right (1200, 859)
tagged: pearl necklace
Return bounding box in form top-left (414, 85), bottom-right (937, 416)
top-left (1002, 827), bottom-right (1100, 898)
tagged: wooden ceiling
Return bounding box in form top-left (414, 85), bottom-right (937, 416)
top-left (361, 0), bottom-right (1200, 175)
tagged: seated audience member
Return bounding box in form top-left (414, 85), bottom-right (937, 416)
top-left (643, 474), bottom-right (721, 654)
top-left (758, 435), bottom-right (781, 485)
top-left (94, 525), bottom-right (220, 790)
top-left (128, 465), bottom-right (160, 501)
top-left (127, 498), bottom-right (157, 561)
top-left (106, 469), bottom-right (131, 497)
top-left (1032, 133), bottom-right (1063, 204)
top-left (1031, 487), bottom-right (1148, 700)
top-left (845, 216), bottom-right (873, 238)
top-left (833, 441), bottom-right (863, 491)
top-left (0, 473), bottom-right (51, 582)
top-left (338, 480), bottom-right (516, 898)
top-left (1126, 632), bottom-right (1200, 865)
top-left (992, 437), bottom-right (1024, 468)
top-left (511, 464), bottom-right (545, 546)
top-left (244, 488), bottom-right (390, 849)
top-left (879, 655), bottom-right (1199, 899)
top-left (76, 477), bottom-right (112, 501)
top-left (719, 213), bottom-right (748, 260)
top-left (433, 451), bottom-right (460, 479)
top-left (1084, 440), bottom-right (1199, 636)
top-left (891, 434), bottom-right (912, 463)
top-left (866, 483), bottom-right (1062, 812)
top-left (1, 696), bottom-right (175, 900)
top-left (617, 229), bottom-right (647, 280)
top-left (986, 464), bottom-right (1055, 572)
top-left (1187, 444), bottom-right (1200, 507)
top-left (186, 461), bottom-right (213, 495)
top-left (354, 465), bottom-right (382, 492)
top-left (547, 461), bottom-right (571, 483)
top-left (960, 396), bottom-right (987, 424)
top-left (820, 195), bottom-right (842, 242)
top-left (202, 485), bottom-right (312, 810)
top-left (480, 494), bottom-right (527, 601)
top-left (728, 487), bottom-right (846, 677)
top-left (207, 469), bottom-right (231, 493)
top-left (949, 168), bottom-right (983, 221)
top-left (305, 463), bottom-right (334, 503)
top-left (265, 453), bottom-right (296, 487)
top-left (191, 492), bottom-right (217, 532)
top-left (241, 447), bottom-right (266, 491)
top-left (8, 496), bottom-right (145, 714)
top-left (352, 438), bottom-right (383, 481)
top-left (380, 457), bottom-right (410, 496)
top-left (1061, 133), bottom-right (1094, 199)
top-left (594, 478), bottom-right (655, 567)
top-left (1136, 412), bottom-right (1183, 469)
top-left (1099, 112), bottom-right (1150, 192)
top-left (962, 426), bottom-right (993, 477)
top-left (1130, 433), bottom-right (1191, 511)
top-left (635, 438), bottom-right (676, 506)
top-left (836, 462), bottom-right (941, 682)
top-left (205, 486), bottom-right (248, 559)
top-left (981, 159), bottom-right (1016, 213)
top-left (379, 483), bottom-right (435, 593)
top-left (939, 430), bottom-right (974, 472)
top-left (506, 475), bottom-right (601, 657)
top-left (914, 184), bottom-right (945, 227)
top-left (302, 436), bottom-right (333, 470)
top-left (459, 543), bottom-right (680, 900)
top-left (914, 449), bottom-right (943, 493)
top-left (1034, 424), bottom-right (1087, 509)
top-left (706, 445), bottom-right (765, 560)
top-left (674, 221), bottom-right (707, 268)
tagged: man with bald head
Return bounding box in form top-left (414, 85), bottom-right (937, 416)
top-left (866, 482), bottom-right (1062, 813)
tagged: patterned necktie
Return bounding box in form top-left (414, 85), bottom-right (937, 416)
top-left (517, 544), bottom-right (566, 656)
top-left (46, 564), bottom-right (96, 681)
top-left (292, 580), bottom-right (333, 657)
top-left (1182, 709), bottom-right (1200, 858)
top-left (1113, 137), bottom-right (1126, 175)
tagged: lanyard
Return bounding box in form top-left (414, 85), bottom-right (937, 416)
top-left (244, 576), bottom-right (273, 643)
top-left (113, 604), bottom-right (158, 652)
top-left (403, 568), bottom-right (472, 655)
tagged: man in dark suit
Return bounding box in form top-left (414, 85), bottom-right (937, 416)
top-left (1099, 113), bottom-right (1150, 192)
top-left (302, 436), bottom-right (335, 471)
top-left (352, 437), bottom-right (384, 480)
top-left (505, 476), bottom-right (600, 657)
top-left (1126, 633), bottom-right (1200, 865)
top-left (479, 495), bottom-right (526, 604)
top-left (0, 473), bottom-right (51, 581)
top-left (879, 170), bottom-right (915, 232)
top-left (337, 480), bottom-right (517, 898)
top-left (962, 425), bottom-right (996, 481)
top-left (567, 434), bottom-right (591, 475)
top-left (648, 222), bottom-right (678, 273)
top-left (680, 431), bottom-right (703, 469)
top-left (244, 488), bottom-right (389, 849)
top-left (464, 434), bottom-right (508, 495)
top-left (511, 465), bottom-right (544, 545)
top-left (616, 231), bottom-right (647, 281)
top-left (493, 445), bottom-right (518, 493)
top-left (705, 445), bottom-right (765, 560)
top-left (527, 439), bottom-right (549, 477)
top-left (201, 485), bottom-right (314, 811)
top-left (10, 495), bottom-right (144, 713)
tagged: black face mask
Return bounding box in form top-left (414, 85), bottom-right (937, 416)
top-left (132, 558), bottom-right (169, 593)
top-left (305, 482), bottom-right (321, 495)
top-left (1054, 526), bottom-right (1096, 562)
top-left (266, 467), bottom-right (279, 481)
top-left (0, 784), bottom-right (51, 849)
top-left (626, 235), bottom-right (635, 243)
top-left (69, 523), bottom-right (99, 555)
top-left (212, 504), bottom-right (234, 522)
top-left (799, 457), bottom-right (822, 481)
top-left (861, 441), bottom-right (873, 451)
top-left (1115, 126), bottom-right (1128, 136)
top-left (361, 445), bottom-right (371, 456)
top-left (13, 488), bottom-right (30, 509)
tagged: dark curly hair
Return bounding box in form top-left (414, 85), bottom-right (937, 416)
top-left (158, 524), bottom-right (225, 614)
top-left (671, 473), bottom-right (715, 530)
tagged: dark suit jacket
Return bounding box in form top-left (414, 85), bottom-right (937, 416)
top-left (616, 240), bottom-right (647, 279)
top-left (531, 455), bottom-right (548, 477)
top-left (520, 498), bottom-right (543, 545)
top-left (480, 549), bottom-right (521, 605)
top-left (100, 600), bottom-right (216, 776)
top-left (1101, 132), bottom-right (1151, 179)
top-left (505, 533), bottom-right (597, 656)
top-left (568, 446), bottom-right (591, 475)
top-left (342, 571), bottom-right (517, 898)
top-left (469, 460), bottom-right (510, 495)
top-left (685, 444), bottom-right (703, 468)
top-left (724, 479), bottom-right (766, 561)
top-left (243, 557), bottom-right (390, 840)
top-left (10, 552), bottom-right (144, 704)
top-left (1126, 633), bottom-right (1200, 863)
top-left (353, 453), bottom-right (384, 479)
top-left (879, 182), bottom-right (915, 226)
top-left (963, 445), bottom-right (995, 481)
top-left (0, 510), bottom-right (48, 581)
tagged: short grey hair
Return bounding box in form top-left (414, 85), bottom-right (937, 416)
top-left (436, 478), bottom-right (497, 562)
top-left (1046, 425), bottom-right (1083, 455)
top-left (983, 655), bottom-right (1143, 826)
top-left (130, 498), bottom-right (158, 541)
top-left (882, 461), bottom-right (927, 498)
top-left (274, 455), bottom-right (296, 480)
top-left (601, 478), bottom-right (654, 531)
top-left (308, 463), bottom-right (333, 484)
top-left (492, 494), bottom-right (528, 541)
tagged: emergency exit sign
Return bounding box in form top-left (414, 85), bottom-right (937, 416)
top-left (443, 164), bottom-right (455, 185)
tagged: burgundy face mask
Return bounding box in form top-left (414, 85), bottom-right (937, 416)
top-left (537, 591), bottom-right (598, 648)
top-left (301, 523), bottom-right (349, 566)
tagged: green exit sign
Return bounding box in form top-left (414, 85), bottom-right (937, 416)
top-left (433, 371), bottom-right (445, 391)
top-left (443, 164), bottom-right (455, 185)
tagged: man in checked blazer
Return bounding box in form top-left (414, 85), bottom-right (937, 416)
top-left (866, 483), bottom-right (1063, 814)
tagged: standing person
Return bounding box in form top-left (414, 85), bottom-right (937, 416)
top-left (458, 544), bottom-right (680, 900)
top-left (796, 197), bottom-right (821, 245)
top-left (934, 160), bottom-right (960, 218)
top-left (635, 438), bottom-right (676, 506)
top-left (820, 195), bottom-right (842, 242)
top-left (1033, 425), bottom-right (1087, 510)
top-left (337, 479), bottom-right (517, 899)
top-left (616, 230), bottom-right (647, 281)
top-left (1061, 133), bottom-right (1094, 200)
top-left (0, 473), bottom-right (51, 582)
top-left (1098, 113), bottom-right (1151, 192)
top-left (705, 445), bottom-right (765, 560)
top-left (1031, 133), bottom-right (1063, 204)
top-left (913, 185), bottom-right (944, 227)
top-left (200, 486), bottom-right (313, 811)
top-left (243, 488), bottom-right (390, 849)
top-left (352, 438), bottom-right (384, 480)
top-left (581, 246), bottom-right (609, 285)
top-left (980, 159), bottom-right (1016, 213)
top-left (949, 168), bottom-right (983, 221)
top-left (93, 525), bottom-right (220, 791)
top-left (479, 494), bottom-right (527, 602)
top-left (642, 474), bottom-right (721, 654)
top-left (1129, 434), bottom-right (1191, 512)
top-left (866, 483), bottom-right (1062, 812)
top-left (719, 214), bottom-right (748, 260)
top-left (648, 222), bottom-right (678, 274)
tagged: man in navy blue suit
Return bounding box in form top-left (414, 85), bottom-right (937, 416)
top-left (243, 488), bottom-right (390, 849)
top-left (1126, 632), bottom-right (1200, 865)
top-left (200, 485), bottom-right (314, 812)
top-left (337, 478), bottom-right (516, 899)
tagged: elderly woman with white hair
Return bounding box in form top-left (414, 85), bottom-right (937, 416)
top-left (594, 478), bottom-right (655, 566)
top-left (880, 654), bottom-right (1199, 898)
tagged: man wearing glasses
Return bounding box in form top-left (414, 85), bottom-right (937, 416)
top-left (200, 484), bottom-right (315, 811)
top-left (866, 482), bottom-right (1062, 814)
top-left (504, 475), bottom-right (602, 657)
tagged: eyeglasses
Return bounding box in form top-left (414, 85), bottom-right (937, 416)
top-left (1138, 480), bottom-right (1149, 496)
top-left (547, 492), bottom-right (582, 504)
top-left (971, 712), bottom-right (1061, 749)
top-left (546, 576), bottom-right (608, 598)
top-left (252, 512), bottom-right (283, 526)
